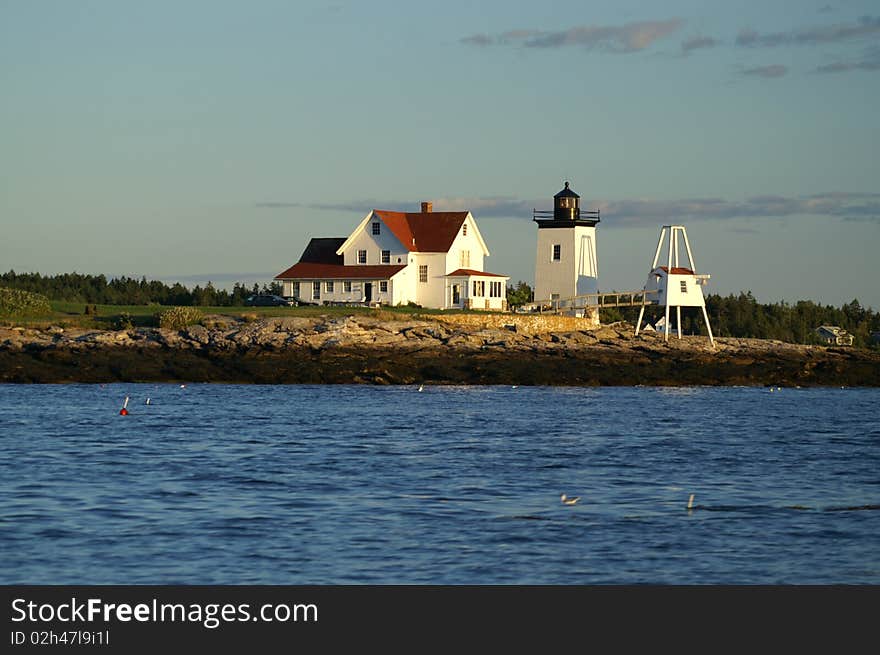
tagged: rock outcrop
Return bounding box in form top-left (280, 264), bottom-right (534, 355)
top-left (1, 314), bottom-right (879, 386)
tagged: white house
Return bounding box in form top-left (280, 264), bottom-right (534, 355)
top-left (815, 325), bottom-right (854, 346)
top-left (275, 201), bottom-right (509, 310)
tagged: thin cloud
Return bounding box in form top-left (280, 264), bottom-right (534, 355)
top-left (815, 46), bottom-right (880, 72)
top-left (460, 19), bottom-right (684, 54)
top-left (257, 198), bottom-right (535, 217)
top-left (460, 34), bottom-right (493, 47)
top-left (736, 15), bottom-right (880, 47)
top-left (681, 35), bottom-right (718, 55)
top-left (257, 193), bottom-right (880, 225)
top-left (597, 192), bottom-right (880, 225)
top-left (741, 64), bottom-right (788, 78)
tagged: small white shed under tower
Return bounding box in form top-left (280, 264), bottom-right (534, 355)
top-left (635, 225), bottom-right (715, 347)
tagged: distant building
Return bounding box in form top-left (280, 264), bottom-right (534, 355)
top-left (872, 331), bottom-right (880, 345)
top-left (275, 202), bottom-right (508, 310)
top-left (815, 325), bottom-right (854, 346)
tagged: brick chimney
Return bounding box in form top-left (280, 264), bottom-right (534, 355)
top-left (421, 201), bottom-right (433, 213)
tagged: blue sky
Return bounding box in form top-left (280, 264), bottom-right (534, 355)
top-left (2, 0), bottom-right (878, 307)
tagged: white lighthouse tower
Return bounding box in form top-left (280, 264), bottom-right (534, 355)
top-left (635, 225), bottom-right (715, 347)
top-left (533, 181), bottom-right (600, 325)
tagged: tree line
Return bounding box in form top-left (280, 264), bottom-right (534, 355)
top-left (507, 281), bottom-right (879, 348)
top-left (0, 271), bottom-right (281, 307)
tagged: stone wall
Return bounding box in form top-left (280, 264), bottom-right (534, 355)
top-left (432, 312), bottom-right (598, 334)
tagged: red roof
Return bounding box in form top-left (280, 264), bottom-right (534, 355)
top-left (659, 266), bottom-right (695, 275)
top-left (275, 263), bottom-right (407, 280)
top-left (373, 210), bottom-right (468, 252)
top-left (446, 268), bottom-right (509, 278)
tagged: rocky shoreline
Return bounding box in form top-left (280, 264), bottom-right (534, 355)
top-left (2, 314), bottom-right (879, 386)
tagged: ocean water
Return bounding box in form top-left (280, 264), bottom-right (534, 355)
top-left (0, 383), bottom-right (877, 584)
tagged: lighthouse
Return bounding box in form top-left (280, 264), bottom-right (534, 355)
top-left (533, 181), bottom-right (601, 324)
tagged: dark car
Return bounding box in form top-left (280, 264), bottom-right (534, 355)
top-left (244, 294), bottom-right (296, 307)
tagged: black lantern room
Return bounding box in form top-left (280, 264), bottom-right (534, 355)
top-left (554, 181), bottom-right (580, 220)
top-left (533, 181), bottom-right (600, 227)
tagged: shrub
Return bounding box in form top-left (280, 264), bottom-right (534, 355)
top-left (83, 303), bottom-right (98, 315)
top-left (240, 312), bottom-right (259, 323)
top-left (156, 306), bottom-right (203, 330)
top-left (113, 312), bottom-right (134, 331)
top-left (0, 287), bottom-right (52, 317)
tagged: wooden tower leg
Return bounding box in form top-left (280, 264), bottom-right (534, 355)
top-left (676, 306), bottom-right (682, 339)
top-left (635, 300), bottom-right (646, 336)
top-left (664, 302), bottom-right (671, 342)
top-left (701, 304), bottom-right (715, 349)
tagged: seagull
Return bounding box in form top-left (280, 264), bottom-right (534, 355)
top-left (560, 494), bottom-right (580, 506)
top-left (418, 384), bottom-right (424, 392)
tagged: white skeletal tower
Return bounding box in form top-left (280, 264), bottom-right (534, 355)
top-left (635, 225), bottom-right (715, 347)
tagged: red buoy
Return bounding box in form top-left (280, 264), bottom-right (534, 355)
top-left (119, 408), bottom-right (128, 415)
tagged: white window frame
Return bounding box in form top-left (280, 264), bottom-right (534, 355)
top-left (459, 250), bottom-right (470, 268)
top-left (381, 250), bottom-right (390, 264)
top-left (473, 280), bottom-right (485, 297)
top-left (379, 280), bottom-right (388, 293)
top-left (489, 281), bottom-right (502, 298)
top-left (419, 265), bottom-right (428, 283)
top-left (372, 222), bottom-right (381, 235)
top-left (357, 250), bottom-right (367, 264)
top-left (552, 244), bottom-right (561, 261)
top-left (344, 280), bottom-right (352, 293)
top-left (326, 280), bottom-right (334, 293)
top-left (312, 281), bottom-right (320, 300)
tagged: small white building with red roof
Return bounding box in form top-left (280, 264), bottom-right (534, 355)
top-left (275, 201), bottom-right (509, 310)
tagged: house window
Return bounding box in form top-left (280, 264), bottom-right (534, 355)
top-left (357, 250), bottom-right (367, 264)
top-left (379, 281), bottom-right (388, 293)
top-left (680, 280), bottom-right (687, 293)
top-left (293, 282), bottom-right (300, 297)
top-left (381, 250), bottom-right (390, 264)
top-left (459, 250), bottom-right (470, 268)
top-left (489, 281), bottom-right (502, 298)
top-left (419, 265), bottom-right (428, 283)
top-left (372, 222), bottom-right (381, 235)
top-left (552, 244), bottom-right (561, 261)
top-left (326, 280), bottom-right (334, 293)
top-left (473, 280), bottom-right (485, 297)
top-left (312, 281), bottom-right (320, 300)
top-left (462, 223), bottom-right (467, 236)
top-left (344, 281), bottom-right (352, 293)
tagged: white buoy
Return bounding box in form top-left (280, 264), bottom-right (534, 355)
top-left (145, 397), bottom-right (151, 405)
top-left (418, 384), bottom-right (424, 392)
top-left (123, 396), bottom-right (130, 409)
top-left (687, 493), bottom-right (695, 510)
